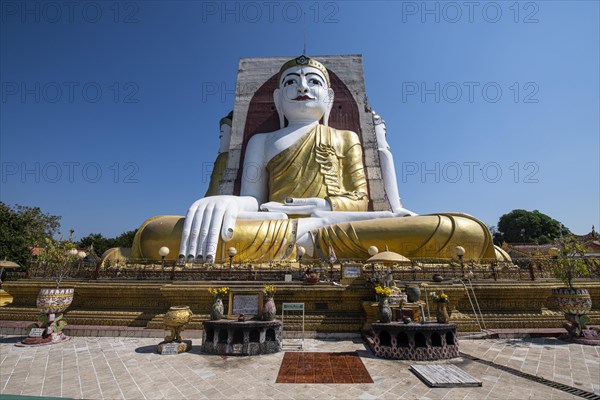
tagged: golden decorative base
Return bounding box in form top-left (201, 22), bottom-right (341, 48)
top-left (1, 279), bottom-right (598, 333)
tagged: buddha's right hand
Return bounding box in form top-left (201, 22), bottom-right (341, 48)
top-left (178, 195), bottom-right (258, 264)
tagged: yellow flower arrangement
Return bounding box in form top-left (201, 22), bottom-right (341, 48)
top-left (264, 284), bottom-right (276, 298)
top-left (375, 284), bottom-right (392, 298)
top-left (208, 287), bottom-right (229, 297)
top-left (431, 291), bottom-right (449, 303)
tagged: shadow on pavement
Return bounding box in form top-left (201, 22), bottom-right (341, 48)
top-left (134, 344), bottom-right (158, 354)
top-left (0, 336), bottom-right (26, 344)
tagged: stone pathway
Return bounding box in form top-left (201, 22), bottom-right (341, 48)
top-left (459, 337), bottom-right (600, 396)
top-left (0, 335), bottom-right (598, 399)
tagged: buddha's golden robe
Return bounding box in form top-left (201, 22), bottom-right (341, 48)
top-left (204, 124), bottom-right (370, 262)
top-left (267, 124), bottom-right (368, 211)
top-left (205, 152), bottom-right (228, 196)
top-left (129, 124), bottom-right (500, 263)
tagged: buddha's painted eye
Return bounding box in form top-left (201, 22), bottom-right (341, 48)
top-left (284, 79), bottom-right (297, 86)
top-left (309, 78), bottom-right (322, 86)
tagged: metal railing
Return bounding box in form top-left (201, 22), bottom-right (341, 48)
top-left (5, 256), bottom-right (599, 283)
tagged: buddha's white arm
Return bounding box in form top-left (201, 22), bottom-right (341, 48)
top-left (379, 149), bottom-right (405, 213)
top-left (373, 112), bottom-right (416, 215)
top-left (178, 195), bottom-right (259, 263)
top-left (240, 134), bottom-right (269, 204)
top-left (179, 135), bottom-right (270, 263)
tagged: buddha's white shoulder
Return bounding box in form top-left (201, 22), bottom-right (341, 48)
top-left (246, 132), bottom-right (268, 149)
top-left (248, 132), bottom-right (268, 144)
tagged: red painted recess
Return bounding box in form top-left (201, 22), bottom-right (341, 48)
top-left (234, 70), bottom-right (361, 197)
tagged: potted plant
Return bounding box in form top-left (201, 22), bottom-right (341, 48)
top-left (431, 290), bottom-right (450, 324)
top-left (375, 284), bottom-right (392, 323)
top-left (304, 266), bottom-right (319, 284)
top-left (550, 236), bottom-right (593, 338)
top-left (262, 284), bottom-right (277, 321)
top-left (23, 234), bottom-right (81, 345)
top-left (208, 286), bottom-right (229, 320)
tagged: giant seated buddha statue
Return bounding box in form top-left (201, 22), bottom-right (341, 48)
top-left (107, 56), bottom-right (510, 265)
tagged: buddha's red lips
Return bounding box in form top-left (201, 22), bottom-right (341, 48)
top-left (294, 95), bottom-right (314, 101)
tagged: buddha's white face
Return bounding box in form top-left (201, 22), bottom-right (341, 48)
top-left (276, 65), bottom-right (333, 124)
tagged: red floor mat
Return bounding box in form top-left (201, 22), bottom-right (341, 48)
top-left (276, 352), bottom-right (373, 384)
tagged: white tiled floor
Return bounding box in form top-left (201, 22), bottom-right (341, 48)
top-left (0, 336), bottom-right (598, 399)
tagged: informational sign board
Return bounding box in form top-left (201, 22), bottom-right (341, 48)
top-left (342, 265), bottom-right (362, 278)
top-left (282, 303), bottom-right (304, 311)
top-left (389, 293), bottom-right (407, 305)
top-left (281, 303), bottom-right (305, 349)
top-left (228, 292), bottom-right (262, 316)
top-left (160, 343), bottom-right (179, 355)
top-left (29, 328), bottom-right (44, 337)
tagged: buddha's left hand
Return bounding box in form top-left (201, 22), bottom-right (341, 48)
top-left (259, 197), bottom-right (331, 215)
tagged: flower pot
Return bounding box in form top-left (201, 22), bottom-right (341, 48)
top-left (405, 286), bottom-right (420, 303)
top-left (36, 288), bottom-right (74, 314)
top-left (436, 302), bottom-right (449, 324)
top-left (551, 288), bottom-right (592, 315)
top-left (210, 297), bottom-right (224, 320)
top-left (262, 297), bottom-right (276, 321)
top-left (378, 298), bottom-right (392, 323)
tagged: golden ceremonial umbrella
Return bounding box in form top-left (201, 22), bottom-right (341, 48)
top-left (0, 259), bottom-right (21, 286)
top-left (0, 259), bottom-right (20, 269)
top-left (366, 250), bottom-right (411, 265)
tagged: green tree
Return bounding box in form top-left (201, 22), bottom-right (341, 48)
top-left (0, 202), bottom-right (61, 267)
top-left (77, 233), bottom-right (110, 256)
top-left (113, 230), bottom-right (137, 248)
top-left (37, 233), bottom-right (78, 288)
top-left (495, 209), bottom-right (570, 245)
top-left (551, 236), bottom-right (591, 289)
top-left (77, 229), bottom-right (137, 257)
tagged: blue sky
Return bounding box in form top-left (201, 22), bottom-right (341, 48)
top-left (1, 0), bottom-right (598, 239)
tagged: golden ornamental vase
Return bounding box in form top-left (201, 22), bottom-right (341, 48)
top-left (164, 305), bottom-right (192, 342)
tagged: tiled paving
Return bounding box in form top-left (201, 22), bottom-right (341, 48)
top-left (0, 335), bottom-right (598, 399)
top-left (459, 337), bottom-right (600, 396)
